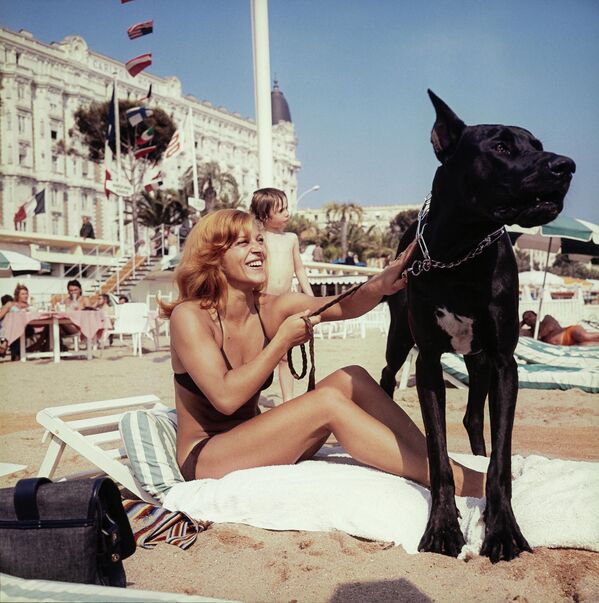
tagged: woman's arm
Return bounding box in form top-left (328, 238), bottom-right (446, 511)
top-left (270, 240), bottom-right (417, 324)
top-left (171, 303), bottom-right (318, 415)
top-left (291, 234), bottom-right (314, 296)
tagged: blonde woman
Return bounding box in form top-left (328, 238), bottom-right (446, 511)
top-left (161, 209), bottom-right (484, 499)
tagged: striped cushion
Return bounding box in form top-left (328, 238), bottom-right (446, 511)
top-left (119, 408), bottom-right (183, 503)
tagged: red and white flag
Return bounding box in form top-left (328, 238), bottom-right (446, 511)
top-left (134, 145), bottom-right (157, 160)
top-left (125, 53), bottom-right (152, 78)
top-left (143, 171), bottom-right (163, 193)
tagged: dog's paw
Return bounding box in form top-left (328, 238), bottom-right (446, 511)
top-left (418, 513), bottom-right (466, 557)
top-left (480, 510), bottom-right (532, 562)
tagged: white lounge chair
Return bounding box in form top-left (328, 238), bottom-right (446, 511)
top-left (36, 394), bottom-right (165, 504)
top-left (515, 337), bottom-right (599, 368)
top-left (110, 302), bottom-right (157, 357)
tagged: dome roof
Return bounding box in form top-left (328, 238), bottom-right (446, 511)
top-left (271, 79), bottom-right (292, 125)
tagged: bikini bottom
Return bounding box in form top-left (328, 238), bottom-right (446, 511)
top-left (179, 437), bottom-right (211, 481)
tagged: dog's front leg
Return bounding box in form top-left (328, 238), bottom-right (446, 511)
top-left (416, 352), bottom-right (465, 557)
top-left (463, 353), bottom-right (491, 456)
top-left (481, 357), bottom-right (532, 562)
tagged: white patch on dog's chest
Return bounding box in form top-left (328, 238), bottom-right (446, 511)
top-left (434, 307), bottom-right (474, 354)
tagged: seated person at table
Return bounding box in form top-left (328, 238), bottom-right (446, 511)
top-left (520, 310), bottom-right (599, 346)
top-left (0, 294), bottom-right (14, 357)
top-left (0, 284), bottom-right (47, 360)
top-left (160, 209), bottom-right (484, 500)
top-left (60, 279), bottom-right (92, 345)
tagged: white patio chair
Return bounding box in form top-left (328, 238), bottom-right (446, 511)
top-left (36, 394), bottom-right (164, 504)
top-left (111, 302), bottom-right (152, 357)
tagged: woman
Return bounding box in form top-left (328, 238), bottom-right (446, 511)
top-left (162, 210), bottom-right (484, 497)
top-left (0, 284), bottom-right (42, 360)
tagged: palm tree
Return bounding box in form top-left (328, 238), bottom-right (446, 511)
top-left (134, 189), bottom-right (189, 230)
top-left (183, 161), bottom-right (241, 214)
top-left (324, 202), bottom-right (364, 258)
top-left (286, 214), bottom-right (320, 243)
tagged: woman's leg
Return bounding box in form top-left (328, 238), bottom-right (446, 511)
top-left (194, 366), bottom-right (484, 497)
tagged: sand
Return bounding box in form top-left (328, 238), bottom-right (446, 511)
top-left (1, 333), bottom-right (598, 602)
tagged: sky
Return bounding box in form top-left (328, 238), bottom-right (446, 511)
top-left (1, 0), bottom-right (598, 222)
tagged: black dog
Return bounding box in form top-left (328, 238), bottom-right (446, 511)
top-left (380, 91), bottom-right (575, 562)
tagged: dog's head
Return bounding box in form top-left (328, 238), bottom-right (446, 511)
top-left (428, 90), bottom-right (575, 227)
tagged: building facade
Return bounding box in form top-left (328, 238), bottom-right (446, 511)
top-left (0, 27), bottom-right (300, 248)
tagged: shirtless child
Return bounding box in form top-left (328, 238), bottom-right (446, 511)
top-left (250, 188), bottom-right (314, 403)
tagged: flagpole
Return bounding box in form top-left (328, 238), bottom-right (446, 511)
top-left (188, 106), bottom-right (199, 201)
top-left (114, 75), bottom-right (125, 256)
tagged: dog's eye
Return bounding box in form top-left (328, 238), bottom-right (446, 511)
top-left (495, 142), bottom-right (511, 155)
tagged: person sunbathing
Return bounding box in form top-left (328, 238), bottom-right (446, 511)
top-left (160, 209), bottom-right (485, 498)
top-left (520, 310), bottom-right (599, 346)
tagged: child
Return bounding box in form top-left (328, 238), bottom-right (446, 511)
top-left (250, 187), bottom-right (314, 403)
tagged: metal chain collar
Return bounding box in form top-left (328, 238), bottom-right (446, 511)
top-left (402, 194), bottom-right (506, 278)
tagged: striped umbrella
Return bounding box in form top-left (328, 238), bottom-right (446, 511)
top-left (508, 216), bottom-right (599, 337)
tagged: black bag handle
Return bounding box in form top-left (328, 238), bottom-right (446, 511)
top-left (14, 477), bottom-right (52, 521)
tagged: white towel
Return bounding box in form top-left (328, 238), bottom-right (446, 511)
top-left (163, 448), bottom-right (599, 557)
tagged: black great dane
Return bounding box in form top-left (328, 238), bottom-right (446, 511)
top-left (380, 91), bottom-right (575, 562)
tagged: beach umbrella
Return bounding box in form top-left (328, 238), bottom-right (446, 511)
top-left (0, 249), bottom-right (47, 276)
top-left (508, 216), bottom-right (599, 337)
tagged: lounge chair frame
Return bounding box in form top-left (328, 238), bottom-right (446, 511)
top-left (36, 394), bottom-right (164, 504)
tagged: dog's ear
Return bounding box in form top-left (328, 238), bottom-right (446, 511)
top-left (428, 89), bottom-right (466, 163)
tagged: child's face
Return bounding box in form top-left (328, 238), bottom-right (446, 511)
top-left (265, 199), bottom-right (289, 228)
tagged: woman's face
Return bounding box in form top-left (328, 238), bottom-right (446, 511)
top-left (221, 223), bottom-right (266, 288)
top-left (17, 289), bottom-right (29, 304)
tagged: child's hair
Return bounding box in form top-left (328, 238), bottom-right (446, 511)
top-left (249, 188), bottom-right (287, 223)
top-left (159, 209), bottom-right (262, 318)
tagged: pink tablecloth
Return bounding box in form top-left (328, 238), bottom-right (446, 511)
top-left (2, 310), bottom-right (106, 344)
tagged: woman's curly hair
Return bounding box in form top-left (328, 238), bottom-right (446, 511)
top-left (159, 209), bottom-right (261, 318)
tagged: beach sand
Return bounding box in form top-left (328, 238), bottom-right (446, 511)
top-left (1, 333), bottom-right (598, 602)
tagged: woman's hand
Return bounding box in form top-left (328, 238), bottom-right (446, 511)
top-left (373, 239), bottom-right (417, 296)
top-left (277, 311), bottom-right (321, 349)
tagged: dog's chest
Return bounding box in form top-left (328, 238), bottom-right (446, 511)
top-left (434, 307), bottom-right (475, 354)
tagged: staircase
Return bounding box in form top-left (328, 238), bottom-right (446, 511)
top-left (97, 254), bottom-right (162, 297)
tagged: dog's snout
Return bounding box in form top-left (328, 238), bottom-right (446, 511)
top-left (548, 155), bottom-right (576, 177)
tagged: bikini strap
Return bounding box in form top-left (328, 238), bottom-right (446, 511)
top-left (254, 301), bottom-right (269, 342)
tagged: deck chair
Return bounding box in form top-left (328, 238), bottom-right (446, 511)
top-left (515, 337), bottom-right (599, 368)
top-left (36, 394), bottom-right (165, 504)
top-left (441, 352), bottom-right (599, 394)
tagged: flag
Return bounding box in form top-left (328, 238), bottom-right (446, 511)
top-left (126, 106), bottom-right (153, 127)
top-left (127, 20), bottom-right (153, 40)
top-left (136, 126), bottom-right (155, 146)
top-left (143, 171), bottom-right (163, 193)
top-left (106, 86), bottom-right (116, 148)
top-left (104, 143), bottom-right (113, 199)
top-left (134, 145), bottom-right (157, 160)
top-left (125, 53), bottom-right (152, 77)
top-left (121, 0), bottom-right (134, 3)
top-left (164, 111), bottom-right (190, 160)
top-left (14, 190), bottom-right (45, 225)
top-left (135, 84), bottom-right (152, 105)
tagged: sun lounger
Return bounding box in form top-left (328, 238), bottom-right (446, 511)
top-left (515, 337), bottom-right (599, 368)
top-left (36, 395), bottom-right (167, 504)
top-left (0, 572), bottom-right (235, 602)
top-left (441, 352), bottom-right (599, 393)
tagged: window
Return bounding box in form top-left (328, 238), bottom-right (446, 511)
top-left (18, 114), bottom-right (26, 134)
top-left (51, 130), bottom-right (57, 140)
top-left (52, 156), bottom-right (58, 173)
top-left (17, 83), bottom-right (24, 100)
top-left (51, 213), bottom-right (61, 236)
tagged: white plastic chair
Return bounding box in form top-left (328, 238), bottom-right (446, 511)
top-left (111, 302), bottom-right (150, 357)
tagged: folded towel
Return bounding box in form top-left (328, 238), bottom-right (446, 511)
top-left (163, 448), bottom-right (599, 557)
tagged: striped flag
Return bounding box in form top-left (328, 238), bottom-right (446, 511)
top-left (164, 111), bottom-right (191, 160)
top-left (134, 145), bottom-right (157, 160)
top-left (14, 190), bottom-right (46, 225)
top-left (136, 126), bottom-right (155, 146)
top-left (104, 143), bottom-right (113, 199)
top-left (125, 53), bottom-right (152, 78)
top-left (126, 106), bottom-right (153, 127)
top-left (127, 20), bottom-right (153, 40)
top-left (121, 0), bottom-right (135, 3)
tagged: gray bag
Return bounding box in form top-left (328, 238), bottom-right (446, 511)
top-left (0, 477), bottom-right (135, 586)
